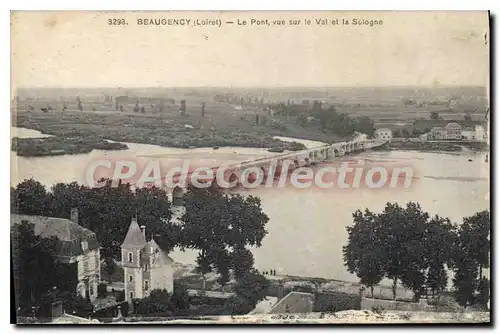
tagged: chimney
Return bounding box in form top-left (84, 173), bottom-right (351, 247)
top-left (70, 208), bottom-right (78, 223)
top-left (140, 225), bottom-right (146, 238)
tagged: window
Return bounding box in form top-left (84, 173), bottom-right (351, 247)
top-left (89, 284), bottom-right (94, 295)
top-left (144, 264), bottom-right (148, 272)
top-left (129, 292), bottom-right (133, 299)
top-left (144, 280), bottom-right (149, 291)
top-left (128, 252), bottom-right (133, 262)
top-left (129, 275), bottom-right (133, 283)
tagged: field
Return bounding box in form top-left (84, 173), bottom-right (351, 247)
top-left (11, 86), bottom-right (489, 156)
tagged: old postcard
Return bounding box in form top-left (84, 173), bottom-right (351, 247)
top-left (10, 11), bottom-right (490, 324)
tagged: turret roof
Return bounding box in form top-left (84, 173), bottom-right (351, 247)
top-left (121, 218), bottom-right (147, 248)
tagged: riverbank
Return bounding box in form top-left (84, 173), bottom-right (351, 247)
top-left (12, 111), bottom-right (328, 157)
top-left (11, 136), bottom-right (128, 157)
top-left (374, 139), bottom-right (489, 153)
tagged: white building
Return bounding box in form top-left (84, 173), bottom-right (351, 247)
top-left (121, 217), bottom-right (174, 304)
top-left (461, 125), bottom-right (487, 141)
top-left (461, 128), bottom-right (476, 140)
top-left (475, 125), bottom-right (487, 141)
top-left (374, 128), bottom-right (392, 141)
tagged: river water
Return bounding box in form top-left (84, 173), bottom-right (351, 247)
top-left (11, 127), bottom-right (489, 281)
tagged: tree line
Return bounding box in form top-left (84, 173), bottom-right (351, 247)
top-left (273, 100), bottom-right (376, 138)
top-left (342, 202), bottom-right (490, 309)
top-left (11, 178), bottom-right (271, 316)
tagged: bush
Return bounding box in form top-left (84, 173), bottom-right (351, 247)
top-left (313, 292), bottom-right (361, 312)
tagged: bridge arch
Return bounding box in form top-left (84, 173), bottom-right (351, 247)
top-left (228, 172), bottom-right (238, 185)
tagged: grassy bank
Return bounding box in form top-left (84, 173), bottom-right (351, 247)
top-left (11, 136), bottom-right (128, 157)
top-left (12, 109), bottom-right (349, 156)
top-left (374, 140), bottom-right (488, 153)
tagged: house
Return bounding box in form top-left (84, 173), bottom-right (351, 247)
top-left (374, 128), bottom-right (392, 141)
top-left (430, 127), bottom-right (446, 140)
top-left (11, 208), bottom-right (101, 302)
top-left (121, 216), bottom-right (174, 304)
top-left (419, 133), bottom-right (430, 141)
top-left (475, 125), bottom-right (487, 141)
top-left (461, 127), bottom-right (476, 140)
top-left (444, 122), bottom-right (462, 140)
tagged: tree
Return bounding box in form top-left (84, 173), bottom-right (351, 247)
top-left (11, 179), bottom-right (50, 215)
top-left (354, 117), bottom-right (376, 138)
top-left (171, 282), bottom-right (190, 312)
top-left (477, 277), bottom-right (490, 309)
top-left (398, 202), bottom-right (430, 302)
top-left (180, 184), bottom-right (269, 285)
top-left (133, 186), bottom-right (177, 253)
top-left (16, 179), bottom-right (176, 263)
top-left (429, 111), bottom-right (439, 120)
top-left (224, 269), bottom-right (270, 314)
top-left (47, 182), bottom-right (85, 218)
top-left (375, 202), bottom-right (429, 301)
top-left (134, 289), bottom-right (174, 316)
top-left (343, 209), bottom-right (384, 297)
top-left (462, 210), bottom-right (490, 274)
top-left (452, 257), bottom-right (478, 307)
top-left (450, 210), bottom-right (490, 307)
top-left (11, 221), bottom-right (59, 310)
top-left (223, 295), bottom-right (254, 315)
top-left (424, 216), bottom-right (454, 299)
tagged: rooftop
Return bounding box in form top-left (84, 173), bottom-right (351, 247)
top-left (121, 217), bottom-right (147, 248)
top-left (11, 214), bottom-right (99, 258)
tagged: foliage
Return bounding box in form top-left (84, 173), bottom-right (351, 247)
top-left (222, 295), bottom-right (255, 315)
top-left (476, 277), bottom-right (490, 309)
top-left (223, 269), bottom-right (270, 315)
top-left (11, 136), bottom-right (128, 157)
top-left (343, 202), bottom-right (459, 302)
top-left (424, 216), bottom-right (455, 297)
top-left (180, 184), bottom-right (269, 284)
top-left (429, 111), bottom-right (439, 120)
top-left (12, 179), bottom-right (177, 261)
top-left (343, 209), bottom-right (385, 297)
top-left (133, 289), bottom-right (174, 316)
top-left (449, 210), bottom-right (490, 307)
top-left (11, 220), bottom-right (59, 310)
top-left (170, 281), bottom-right (190, 311)
top-left (313, 291), bottom-right (361, 312)
top-left (11, 179), bottom-right (50, 215)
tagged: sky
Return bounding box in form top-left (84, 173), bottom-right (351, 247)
top-left (11, 11), bottom-right (490, 88)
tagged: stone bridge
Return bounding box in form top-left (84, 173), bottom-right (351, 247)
top-left (170, 137), bottom-right (387, 204)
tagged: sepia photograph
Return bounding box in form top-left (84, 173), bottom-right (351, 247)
top-left (10, 10), bottom-right (491, 324)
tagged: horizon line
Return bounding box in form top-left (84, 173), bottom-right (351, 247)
top-left (15, 84), bottom-right (489, 90)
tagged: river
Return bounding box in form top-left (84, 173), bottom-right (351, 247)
top-left (11, 127), bottom-right (489, 281)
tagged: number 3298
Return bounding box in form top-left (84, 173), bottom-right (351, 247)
top-left (108, 19), bottom-right (127, 25)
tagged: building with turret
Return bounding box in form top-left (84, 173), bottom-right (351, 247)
top-left (121, 217), bottom-right (174, 304)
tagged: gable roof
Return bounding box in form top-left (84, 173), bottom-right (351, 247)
top-left (121, 218), bottom-right (147, 248)
top-left (11, 214), bottom-right (99, 258)
top-left (150, 243), bottom-right (174, 267)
